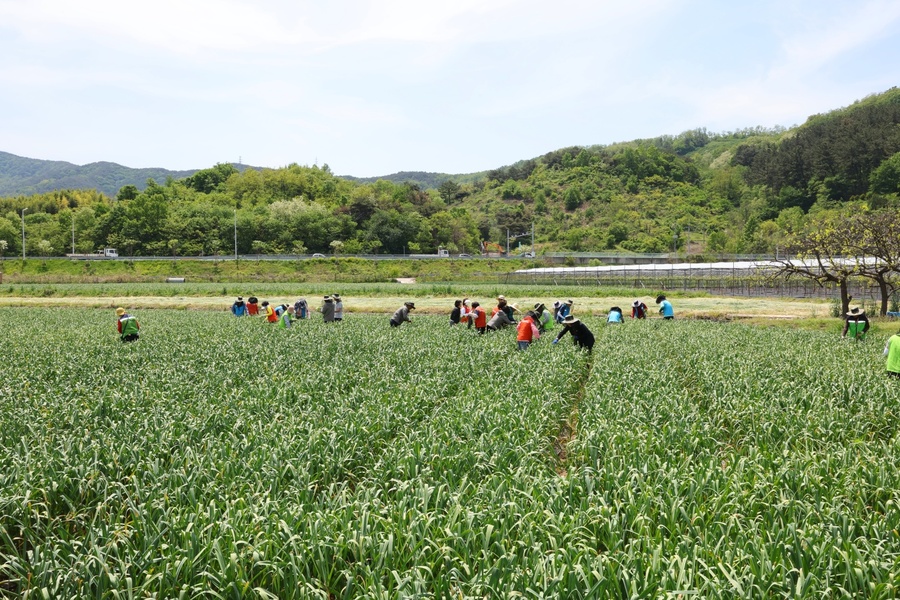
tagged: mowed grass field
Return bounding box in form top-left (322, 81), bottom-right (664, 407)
top-left (1, 308), bottom-right (899, 598)
top-left (0, 281), bottom-right (834, 322)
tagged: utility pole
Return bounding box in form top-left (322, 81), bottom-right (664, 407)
top-left (506, 229), bottom-right (509, 256)
top-left (531, 223), bottom-right (535, 255)
top-left (234, 209), bottom-right (238, 260)
top-left (72, 217), bottom-right (75, 255)
top-left (21, 208), bottom-right (27, 261)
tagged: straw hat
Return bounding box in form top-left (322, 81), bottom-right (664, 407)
top-left (563, 314), bottom-right (579, 325)
top-left (115, 307), bottom-right (126, 316)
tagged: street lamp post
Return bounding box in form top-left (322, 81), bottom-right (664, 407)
top-left (21, 208), bottom-right (27, 261)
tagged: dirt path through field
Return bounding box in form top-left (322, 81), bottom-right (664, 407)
top-left (0, 294), bottom-right (832, 319)
top-left (553, 350), bottom-right (594, 477)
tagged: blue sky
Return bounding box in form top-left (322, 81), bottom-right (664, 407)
top-left (1, 0), bottom-right (899, 177)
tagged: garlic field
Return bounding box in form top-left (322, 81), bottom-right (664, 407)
top-left (0, 308), bottom-right (898, 598)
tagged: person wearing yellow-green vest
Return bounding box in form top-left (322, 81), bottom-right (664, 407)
top-left (884, 330), bottom-right (900, 378)
top-left (842, 305), bottom-right (870, 340)
top-left (115, 307), bottom-right (140, 342)
top-left (533, 303), bottom-right (554, 333)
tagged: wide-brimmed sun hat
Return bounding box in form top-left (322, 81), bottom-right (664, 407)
top-left (632, 300), bottom-right (641, 308)
top-left (115, 307), bottom-right (126, 316)
top-left (563, 314), bottom-right (579, 325)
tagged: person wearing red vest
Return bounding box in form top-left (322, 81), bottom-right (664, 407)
top-left (516, 311), bottom-right (540, 350)
top-left (470, 302), bottom-right (487, 334)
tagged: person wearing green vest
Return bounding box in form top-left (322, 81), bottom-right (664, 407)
top-left (884, 330), bottom-right (900, 378)
top-left (533, 303), bottom-right (554, 333)
top-left (116, 307), bottom-right (140, 342)
top-left (842, 305), bottom-right (870, 340)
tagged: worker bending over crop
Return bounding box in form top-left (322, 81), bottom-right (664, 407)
top-left (115, 307), bottom-right (140, 342)
top-left (656, 295), bottom-right (674, 319)
top-left (843, 305), bottom-right (870, 340)
top-left (390, 302), bottom-right (415, 327)
top-left (553, 314), bottom-right (594, 352)
top-left (516, 311), bottom-right (540, 350)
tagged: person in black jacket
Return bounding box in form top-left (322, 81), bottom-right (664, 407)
top-left (450, 300), bottom-right (462, 325)
top-left (552, 314), bottom-right (594, 352)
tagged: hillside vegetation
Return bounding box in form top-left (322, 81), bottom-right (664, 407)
top-left (2, 88), bottom-right (900, 258)
top-left (0, 151), bottom-right (199, 197)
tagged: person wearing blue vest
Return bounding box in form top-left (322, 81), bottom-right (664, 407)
top-left (231, 296), bottom-right (247, 317)
top-left (556, 299), bottom-right (573, 323)
top-left (294, 298), bottom-right (308, 319)
top-left (607, 306), bottom-right (624, 324)
top-left (656, 295), bottom-right (674, 319)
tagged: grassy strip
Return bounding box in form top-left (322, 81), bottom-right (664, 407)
top-left (0, 257), bottom-right (541, 284)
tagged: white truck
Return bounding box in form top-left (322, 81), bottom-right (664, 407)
top-left (66, 248), bottom-right (119, 259)
top-left (410, 248), bottom-right (451, 258)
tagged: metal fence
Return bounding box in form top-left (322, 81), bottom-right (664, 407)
top-left (502, 267), bottom-right (880, 301)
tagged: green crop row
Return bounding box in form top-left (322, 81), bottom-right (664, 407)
top-left (0, 309), bottom-right (897, 598)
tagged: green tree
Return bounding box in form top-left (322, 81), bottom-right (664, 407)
top-left (251, 240), bottom-right (268, 255)
top-left (184, 163), bottom-right (238, 194)
top-left (116, 185), bottom-right (139, 201)
top-left (563, 187), bottom-right (582, 211)
top-left (870, 152), bottom-right (900, 194)
top-left (36, 239), bottom-right (53, 257)
top-left (438, 180), bottom-right (462, 204)
top-left (774, 216), bottom-right (856, 314)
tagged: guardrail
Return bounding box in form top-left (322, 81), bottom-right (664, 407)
top-left (56, 252), bottom-right (791, 262)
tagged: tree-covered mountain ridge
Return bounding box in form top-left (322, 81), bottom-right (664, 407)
top-left (0, 151), bottom-right (481, 198)
top-left (1, 87), bottom-right (899, 257)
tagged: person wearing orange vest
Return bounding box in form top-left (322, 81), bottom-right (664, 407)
top-left (516, 311), bottom-right (540, 350)
top-left (470, 301), bottom-right (487, 334)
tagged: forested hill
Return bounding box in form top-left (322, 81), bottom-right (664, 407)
top-left (339, 170), bottom-right (485, 189)
top-left (0, 152), bottom-right (206, 197)
top-left (1, 87), bottom-right (900, 258)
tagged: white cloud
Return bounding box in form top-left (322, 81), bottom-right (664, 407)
top-left (1, 0), bottom-right (899, 173)
top-left (774, 0), bottom-right (900, 77)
